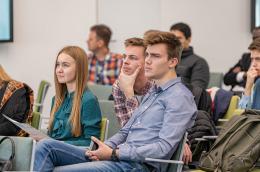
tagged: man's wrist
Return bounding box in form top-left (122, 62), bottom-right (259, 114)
top-left (111, 148), bottom-right (119, 161)
top-left (124, 89), bottom-right (134, 98)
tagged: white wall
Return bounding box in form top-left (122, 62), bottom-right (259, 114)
top-left (97, 0), bottom-right (161, 53)
top-left (161, 0), bottom-right (252, 72)
top-left (0, 0), bottom-right (253, 116)
top-left (0, 0), bottom-right (96, 116)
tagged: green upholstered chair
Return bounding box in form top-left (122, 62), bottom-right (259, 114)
top-left (98, 100), bottom-right (120, 138)
top-left (31, 111), bottom-right (41, 129)
top-left (100, 117), bottom-right (109, 142)
top-left (0, 136), bottom-right (36, 171)
top-left (34, 80), bottom-right (50, 113)
top-left (218, 95), bottom-right (240, 125)
top-left (88, 84), bottom-right (112, 100)
top-left (208, 72), bottom-right (223, 88)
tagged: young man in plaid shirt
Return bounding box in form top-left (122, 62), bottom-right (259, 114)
top-left (112, 37), bottom-right (153, 127)
top-left (87, 24), bottom-right (123, 85)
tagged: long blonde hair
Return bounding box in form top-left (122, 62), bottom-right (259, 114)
top-left (49, 46), bottom-right (88, 137)
top-left (0, 65), bottom-right (12, 85)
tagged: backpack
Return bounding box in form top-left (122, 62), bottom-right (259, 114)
top-left (199, 109), bottom-right (260, 172)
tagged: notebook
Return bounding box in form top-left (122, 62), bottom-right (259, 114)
top-left (3, 114), bottom-right (49, 140)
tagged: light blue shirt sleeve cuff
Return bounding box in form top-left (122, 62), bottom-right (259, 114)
top-left (118, 143), bottom-right (134, 161)
top-left (239, 95), bottom-right (251, 109)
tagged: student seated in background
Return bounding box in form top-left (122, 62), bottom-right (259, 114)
top-left (0, 65), bottom-right (34, 136)
top-left (33, 31), bottom-right (197, 172)
top-left (224, 26), bottom-right (260, 92)
top-left (170, 22), bottom-right (210, 89)
top-left (87, 24), bottom-right (123, 85)
top-left (239, 37), bottom-right (260, 109)
top-left (112, 37), bottom-right (153, 127)
top-left (40, 46), bottom-right (101, 146)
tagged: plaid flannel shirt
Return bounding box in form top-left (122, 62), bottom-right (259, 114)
top-left (112, 80), bottom-right (153, 127)
top-left (88, 53), bottom-right (123, 85)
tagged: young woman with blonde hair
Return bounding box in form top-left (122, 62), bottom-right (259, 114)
top-left (47, 46), bottom-right (101, 146)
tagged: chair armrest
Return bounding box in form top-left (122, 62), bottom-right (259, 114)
top-left (34, 103), bottom-right (43, 107)
top-left (202, 136), bottom-right (217, 140)
top-left (145, 158), bottom-right (184, 164)
top-left (195, 138), bottom-right (207, 141)
top-left (218, 118), bottom-right (229, 122)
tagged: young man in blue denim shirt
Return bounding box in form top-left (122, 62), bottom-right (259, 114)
top-left (33, 31), bottom-right (197, 172)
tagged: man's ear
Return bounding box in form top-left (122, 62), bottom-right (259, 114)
top-left (97, 39), bottom-right (105, 48)
top-left (187, 37), bottom-right (191, 44)
top-left (169, 57), bottom-right (178, 68)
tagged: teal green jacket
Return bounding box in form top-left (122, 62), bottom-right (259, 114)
top-left (49, 89), bottom-right (101, 146)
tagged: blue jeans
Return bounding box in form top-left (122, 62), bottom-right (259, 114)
top-left (33, 139), bottom-right (149, 172)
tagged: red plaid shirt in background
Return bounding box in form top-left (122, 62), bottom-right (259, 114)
top-left (88, 53), bottom-right (123, 85)
top-left (112, 80), bottom-right (153, 127)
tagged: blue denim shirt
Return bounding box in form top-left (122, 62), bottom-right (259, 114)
top-left (105, 77), bottom-right (197, 171)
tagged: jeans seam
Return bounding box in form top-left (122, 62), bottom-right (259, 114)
top-left (39, 147), bottom-right (87, 171)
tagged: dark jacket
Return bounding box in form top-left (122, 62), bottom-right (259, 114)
top-left (176, 47), bottom-right (210, 89)
top-left (188, 110), bottom-right (217, 152)
top-left (223, 53), bottom-right (251, 88)
top-left (0, 80), bottom-right (34, 136)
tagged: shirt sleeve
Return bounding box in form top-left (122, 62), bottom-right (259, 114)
top-left (0, 88), bottom-right (27, 135)
top-left (112, 80), bottom-right (138, 127)
top-left (104, 112), bottom-right (136, 148)
top-left (117, 94), bottom-right (197, 161)
top-left (239, 94), bottom-right (251, 109)
top-left (80, 93), bottom-right (102, 146)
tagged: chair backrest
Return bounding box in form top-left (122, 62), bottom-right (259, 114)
top-left (222, 95), bottom-right (240, 120)
top-left (98, 100), bottom-right (120, 138)
top-left (34, 80), bottom-right (50, 113)
top-left (208, 72), bottom-right (223, 88)
top-left (31, 111), bottom-right (41, 129)
top-left (88, 84), bottom-right (112, 100)
top-left (100, 117), bottom-right (109, 141)
top-left (167, 132), bottom-right (187, 172)
top-left (0, 136), bottom-right (36, 171)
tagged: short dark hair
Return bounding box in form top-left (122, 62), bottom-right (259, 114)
top-left (249, 37), bottom-right (260, 51)
top-left (90, 24), bottom-right (112, 47)
top-left (144, 31), bottom-right (182, 62)
top-left (124, 37), bottom-right (145, 48)
top-left (170, 22), bottom-right (191, 39)
top-left (252, 26), bottom-right (260, 40)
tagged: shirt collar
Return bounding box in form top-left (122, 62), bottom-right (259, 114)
top-left (152, 77), bottom-right (181, 93)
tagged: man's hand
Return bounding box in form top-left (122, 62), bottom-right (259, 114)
top-left (118, 66), bottom-right (141, 98)
top-left (245, 66), bottom-right (258, 96)
top-left (182, 143), bottom-right (192, 165)
top-left (85, 136), bottom-right (113, 161)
